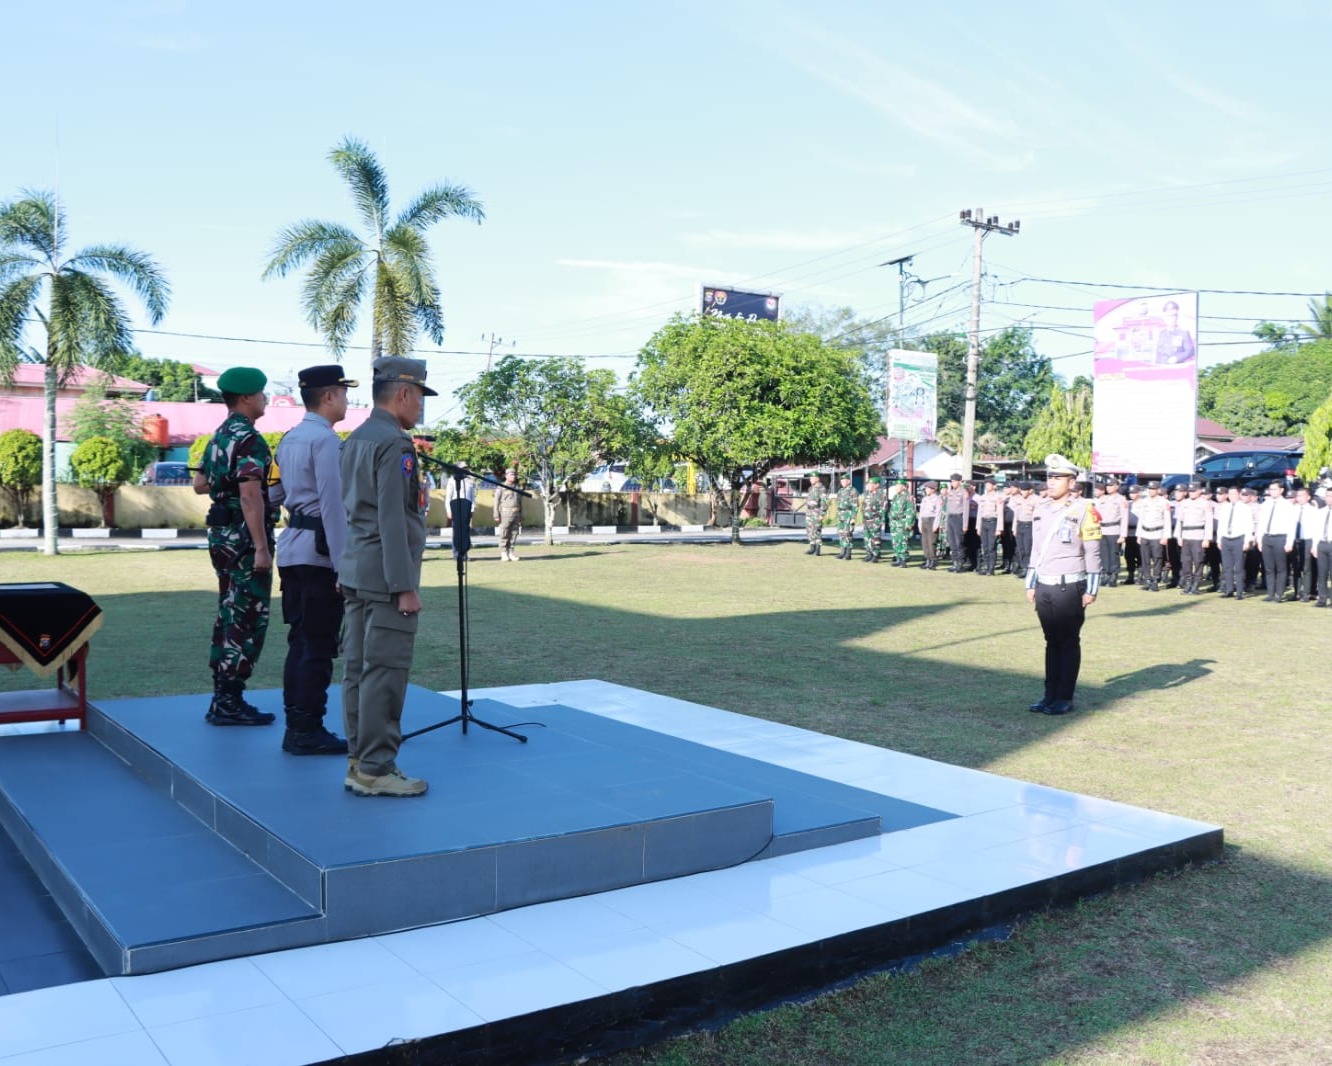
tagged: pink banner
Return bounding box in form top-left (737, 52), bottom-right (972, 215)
top-left (1092, 293), bottom-right (1198, 474)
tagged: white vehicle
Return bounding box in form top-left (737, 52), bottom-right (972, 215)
top-left (580, 462), bottom-right (629, 493)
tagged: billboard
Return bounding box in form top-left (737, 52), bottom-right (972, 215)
top-left (700, 285), bottom-right (781, 322)
top-left (886, 348), bottom-right (938, 442)
top-left (1091, 292), bottom-right (1198, 474)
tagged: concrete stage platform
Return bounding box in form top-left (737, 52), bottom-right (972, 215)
top-left (0, 681), bottom-right (1222, 1065)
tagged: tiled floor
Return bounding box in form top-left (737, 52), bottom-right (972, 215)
top-left (0, 681), bottom-right (1220, 1065)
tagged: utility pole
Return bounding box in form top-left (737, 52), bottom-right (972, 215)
top-left (957, 209), bottom-right (1019, 478)
top-left (483, 333), bottom-right (515, 372)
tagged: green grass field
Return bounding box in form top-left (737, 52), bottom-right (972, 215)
top-left (4, 542), bottom-right (1330, 1065)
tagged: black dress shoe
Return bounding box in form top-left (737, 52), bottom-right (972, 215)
top-left (1028, 699), bottom-right (1051, 713)
top-left (1235, 592), bottom-right (1244, 600)
top-left (1043, 700), bottom-right (1075, 716)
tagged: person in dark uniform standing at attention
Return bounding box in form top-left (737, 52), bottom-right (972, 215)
top-left (271, 364), bottom-right (356, 756)
top-left (835, 473), bottom-right (859, 560)
top-left (1026, 455), bottom-right (1102, 716)
top-left (974, 478), bottom-right (1004, 575)
top-left (944, 473), bottom-right (970, 572)
top-left (1214, 484), bottom-right (1254, 600)
top-left (1173, 481), bottom-right (1214, 595)
top-left (194, 367), bottom-right (278, 727)
top-left (1096, 478), bottom-right (1126, 586)
top-left (495, 468), bottom-right (523, 562)
top-left (339, 357), bottom-right (436, 798)
top-left (1132, 480), bottom-right (1170, 591)
top-left (917, 482), bottom-right (942, 569)
top-left (1122, 483), bottom-right (1142, 585)
top-left (803, 475), bottom-right (829, 555)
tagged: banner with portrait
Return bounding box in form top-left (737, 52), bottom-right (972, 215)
top-left (886, 349), bottom-right (938, 442)
top-left (1091, 292), bottom-right (1198, 474)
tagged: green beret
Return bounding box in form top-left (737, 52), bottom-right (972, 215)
top-left (217, 367), bottom-right (267, 395)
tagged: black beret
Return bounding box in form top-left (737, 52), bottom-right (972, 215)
top-left (298, 364), bottom-right (358, 389)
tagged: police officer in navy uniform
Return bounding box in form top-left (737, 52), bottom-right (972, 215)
top-left (339, 357), bottom-right (437, 798)
top-left (272, 364), bottom-right (357, 756)
top-left (1026, 455), bottom-right (1102, 716)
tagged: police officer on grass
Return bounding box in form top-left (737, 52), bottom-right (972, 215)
top-left (1026, 454), bottom-right (1102, 717)
top-left (271, 364), bottom-right (357, 756)
top-left (194, 366), bottom-right (278, 727)
top-left (338, 357), bottom-right (437, 798)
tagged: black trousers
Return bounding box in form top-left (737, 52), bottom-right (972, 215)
top-left (1099, 532), bottom-right (1121, 580)
top-left (1291, 540), bottom-right (1312, 598)
top-left (1000, 526), bottom-right (1015, 569)
top-left (979, 518), bottom-right (998, 572)
top-left (1015, 522), bottom-right (1033, 574)
top-left (1219, 536), bottom-right (1246, 595)
top-left (1261, 534), bottom-right (1290, 599)
top-left (1180, 539), bottom-right (1206, 588)
top-left (1317, 541), bottom-right (1332, 603)
top-left (1035, 580), bottom-right (1087, 702)
top-left (1142, 537), bottom-right (1166, 583)
top-left (280, 564), bottom-right (344, 726)
top-left (1123, 534), bottom-right (1141, 579)
top-left (946, 514), bottom-right (965, 569)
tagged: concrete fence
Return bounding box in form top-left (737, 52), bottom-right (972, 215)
top-left (0, 487), bottom-right (724, 531)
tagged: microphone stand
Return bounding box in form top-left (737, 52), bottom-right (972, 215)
top-left (402, 458), bottom-right (533, 744)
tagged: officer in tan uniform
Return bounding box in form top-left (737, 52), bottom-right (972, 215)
top-left (1132, 480), bottom-right (1171, 591)
top-left (1172, 481), bottom-right (1214, 595)
top-left (1095, 478), bottom-right (1126, 586)
top-left (1026, 455), bottom-right (1101, 716)
top-left (338, 357), bottom-right (436, 798)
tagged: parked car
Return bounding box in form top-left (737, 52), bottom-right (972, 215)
top-left (139, 461), bottom-right (192, 486)
top-left (579, 462), bottom-right (629, 493)
top-left (1194, 450), bottom-right (1303, 491)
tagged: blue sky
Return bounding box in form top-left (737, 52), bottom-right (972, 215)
top-left (7, 1), bottom-right (1332, 423)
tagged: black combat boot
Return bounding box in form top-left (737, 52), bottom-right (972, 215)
top-left (206, 678), bottom-right (276, 726)
top-left (283, 710), bottom-right (350, 756)
top-left (814, 543), bottom-right (821, 556)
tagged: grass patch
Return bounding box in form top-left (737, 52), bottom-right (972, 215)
top-left (4, 542), bottom-right (1331, 1064)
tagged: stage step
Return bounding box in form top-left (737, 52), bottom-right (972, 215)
top-left (0, 732), bottom-right (322, 976)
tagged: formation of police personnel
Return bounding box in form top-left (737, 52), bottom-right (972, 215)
top-left (798, 465), bottom-right (1332, 609)
top-left (197, 357), bottom-right (442, 798)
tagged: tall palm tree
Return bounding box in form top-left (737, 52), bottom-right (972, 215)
top-left (1301, 294), bottom-right (1332, 340)
top-left (263, 136), bottom-right (484, 359)
top-left (0, 190), bottom-right (169, 554)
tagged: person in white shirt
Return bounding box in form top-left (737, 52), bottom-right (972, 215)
top-left (1292, 486), bottom-right (1321, 602)
top-left (1214, 484), bottom-right (1255, 600)
top-left (1310, 496), bottom-right (1332, 608)
top-left (1256, 480), bottom-right (1298, 602)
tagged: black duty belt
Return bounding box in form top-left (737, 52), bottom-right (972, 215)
top-left (1141, 526), bottom-right (1163, 533)
top-left (1182, 525), bottom-right (1204, 531)
top-left (1101, 521), bottom-right (1121, 528)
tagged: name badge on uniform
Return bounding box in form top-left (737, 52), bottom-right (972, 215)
top-left (1060, 522), bottom-right (1072, 544)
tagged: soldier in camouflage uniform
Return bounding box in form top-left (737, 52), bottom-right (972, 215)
top-left (860, 476), bottom-right (886, 562)
top-left (193, 367), bottom-right (278, 726)
top-left (889, 480), bottom-right (917, 566)
top-left (804, 475), bottom-right (829, 555)
top-left (835, 473), bottom-right (859, 561)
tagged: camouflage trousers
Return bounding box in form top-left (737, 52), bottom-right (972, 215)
top-left (209, 541), bottom-right (273, 680)
top-left (805, 510), bottom-right (825, 545)
top-left (890, 520), bottom-right (912, 561)
top-left (837, 518), bottom-right (857, 550)
top-left (863, 516), bottom-right (884, 558)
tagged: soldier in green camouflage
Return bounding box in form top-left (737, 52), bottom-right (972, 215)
top-left (835, 473), bottom-right (859, 561)
top-left (193, 367), bottom-right (278, 727)
top-left (860, 476), bottom-right (887, 562)
top-left (889, 480), bottom-right (917, 566)
top-left (804, 475), bottom-right (829, 555)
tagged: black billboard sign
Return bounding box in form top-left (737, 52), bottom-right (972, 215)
top-left (700, 286), bottom-right (781, 322)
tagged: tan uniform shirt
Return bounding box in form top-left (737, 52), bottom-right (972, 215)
top-left (1096, 491), bottom-right (1125, 533)
top-left (1131, 495), bottom-right (1170, 541)
top-left (1028, 496), bottom-right (1103, 592)
top-left (1173, 497), bottom-right (1214, 542)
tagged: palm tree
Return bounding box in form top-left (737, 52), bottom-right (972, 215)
top-left (1300, 294), bottom-right (1332, 340)
top-left (263, 136), bottom-right (484, 359)
top-left (0, 190), bottom-right (169, 554)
